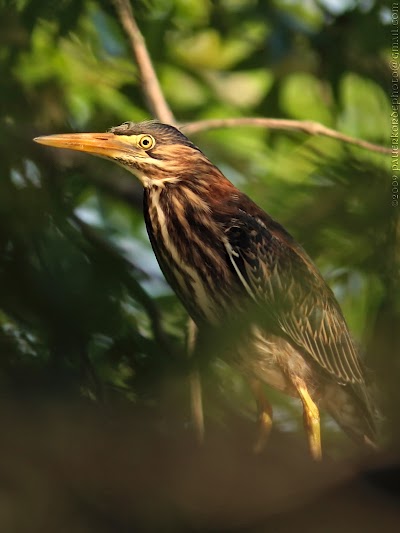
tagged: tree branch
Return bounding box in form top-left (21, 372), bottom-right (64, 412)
top-left (112, 2), bottom-right (204, 438)
top-left (112, 0), bottom-right (175, 124)
top-left (182, 118), bottom-right (391, 155)
top-left (111, 2), bottom-right (389, 157)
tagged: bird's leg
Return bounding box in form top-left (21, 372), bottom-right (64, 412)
top-left (293, 378), bottom-right (322, 461)
top-left (249, 378), bottom-right (273, 453)
top-left (187, 318), bottom-right (205, 445)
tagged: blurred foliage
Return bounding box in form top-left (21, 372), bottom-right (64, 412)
top-left (0, 0), bottom-right (398, 456)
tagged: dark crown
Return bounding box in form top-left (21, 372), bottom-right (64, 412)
top-left (109, 120), bottom-right (197, 148)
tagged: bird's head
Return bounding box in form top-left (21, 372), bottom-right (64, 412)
top-left (34, 121), bottom-right (204, 188)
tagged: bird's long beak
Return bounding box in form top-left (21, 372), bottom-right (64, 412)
top-left (33, 132), bottom-right (136, 159)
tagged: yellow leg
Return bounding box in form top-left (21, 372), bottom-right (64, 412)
top-left (294, 378), bottom-right (322, 461)
top-left (249, 379), bottom-right (273, 454)
top-left (187, 318), bottom-right (205, 445)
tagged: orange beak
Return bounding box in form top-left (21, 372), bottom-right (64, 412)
top-left (33, 132), bottom-right (139, 159)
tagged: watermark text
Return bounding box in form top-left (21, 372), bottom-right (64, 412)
top-left (391, 3), bottom-right (399, 206)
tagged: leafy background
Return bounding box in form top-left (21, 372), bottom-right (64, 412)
top-left (0, 0), bottom-right (398, 529)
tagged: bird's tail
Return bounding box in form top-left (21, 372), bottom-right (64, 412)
top-left (323, 382), bottom-right (380, 450)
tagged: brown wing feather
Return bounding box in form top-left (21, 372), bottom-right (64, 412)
top-left (224, 210), bottom-right (365, 385)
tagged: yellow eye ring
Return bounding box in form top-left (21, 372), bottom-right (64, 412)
top-left (138, 134), bottom-right (156, 150)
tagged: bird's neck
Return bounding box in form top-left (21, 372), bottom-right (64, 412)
top-left (145, 159), bottom-right (239, 209)
top-left (143, 167), bottom-right (242, 324)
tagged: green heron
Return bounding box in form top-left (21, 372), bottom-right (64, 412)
top-left (34, 121), bottom-right (378, 459)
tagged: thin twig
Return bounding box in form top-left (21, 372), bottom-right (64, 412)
top-left (112, 0), bottom-right (175, 124)
top-left (187, 318), bottom-right (204, 445)
top-left (112, 2), bottom-right (389, 157)
top-left (182, 118), bottom-right (391, 155)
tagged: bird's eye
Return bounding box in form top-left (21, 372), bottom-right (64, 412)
top-left (138, 135), bottom-right (155, 150)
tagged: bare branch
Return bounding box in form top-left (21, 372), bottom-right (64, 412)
top-left (182, 118), bottom-right (391, 155)
top-left (110, 3), bottom-right (389, 157)
top-left (112, 0), bottom-right (175, 124)
top-left (186, 318), bottom-right (204, 445)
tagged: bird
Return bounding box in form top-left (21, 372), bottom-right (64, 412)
top-left (34, 120), bottom-right (378, 459)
